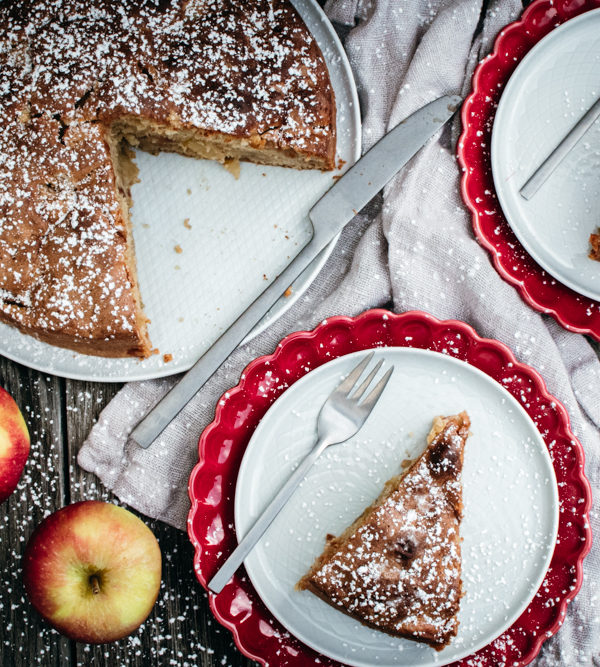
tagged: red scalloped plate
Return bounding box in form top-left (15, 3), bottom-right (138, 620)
top-left (457, 0), bottom-right (600, 339)
top-left (188, 309), bottom-right (591, 666)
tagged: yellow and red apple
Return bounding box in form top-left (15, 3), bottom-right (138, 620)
top-left (0, 386), bottom-right (30, 503)
top-left (23, 500), bottom-right (162, 643)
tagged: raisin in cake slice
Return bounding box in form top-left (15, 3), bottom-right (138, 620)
top-left (297, 412), bottom-right (470, 650)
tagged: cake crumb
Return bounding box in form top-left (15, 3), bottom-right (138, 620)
top-left (163, 353), bottom-right (173, 363)
top-left (183, 218), bottom-right (191, 229)
top-left (174, 244), bottom-right (183, 254)
top-left (150, 348), bottom-right (159, 356)
top-left (284, 286), bottom-right (293, 298)
top-left (174, 265), bottom-right (181, 270)
top-left (223, 158), bottom-right (241, 179)
top-left (187, 188), bottom-right (192, 195)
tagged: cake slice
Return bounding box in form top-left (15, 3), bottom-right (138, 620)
top-left (297, 412), bottom-right (470, 650)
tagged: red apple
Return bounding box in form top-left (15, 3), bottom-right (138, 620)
top-left (0, 385), bottom-right (30, 503)
top-left (23, 500), bottom-right (162, 643)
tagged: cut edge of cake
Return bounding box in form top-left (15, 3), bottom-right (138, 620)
top-left (101, 110), bottom-right (337, 358)
top-left (297, 412), bottom-right (471, 651)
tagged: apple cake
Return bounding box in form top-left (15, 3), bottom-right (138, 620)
top-left (297, 412), bottom-right (470, 650)
top-left (589, 230), bottom-right (600, 261)
top-left (0, 0), bottom-right (336, 357)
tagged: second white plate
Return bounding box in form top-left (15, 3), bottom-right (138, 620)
top-left (235, 348), bottom-right (559, 667)
top-left (492, 9), bottom-right (600, 301)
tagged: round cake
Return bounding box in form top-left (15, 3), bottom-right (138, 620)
top-left (0, 0), bottom-right (336, 357)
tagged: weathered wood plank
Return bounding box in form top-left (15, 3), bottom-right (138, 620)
top-left (63, 379), bottom-right (253, 666)
top-left (0, 357), bottom-right (72, 666)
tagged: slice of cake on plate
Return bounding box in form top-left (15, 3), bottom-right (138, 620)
top-left (297, 412), bottom-right (470, 650)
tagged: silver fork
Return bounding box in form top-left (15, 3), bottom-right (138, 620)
top-left (208, 351), bottom-right (394, 594)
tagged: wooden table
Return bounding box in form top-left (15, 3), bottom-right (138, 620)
top-left (0, 355), bottom-right (253, 666)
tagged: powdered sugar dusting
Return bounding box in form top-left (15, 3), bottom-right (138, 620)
top-left (234, 347), bottom-right (560, 666)
top-left (306, 415), bottom-right (468, 649)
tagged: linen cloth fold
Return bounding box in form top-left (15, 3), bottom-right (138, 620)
top-left (78, 0), bottom-right (600, 662)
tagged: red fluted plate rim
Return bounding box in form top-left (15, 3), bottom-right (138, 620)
top-left (188, 309), bottom-right (592, 666)
top-left (457, 0), bottom-right (600, 339)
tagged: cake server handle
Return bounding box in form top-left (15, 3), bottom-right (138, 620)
top-left (129, 94), bottom-right (462, 449)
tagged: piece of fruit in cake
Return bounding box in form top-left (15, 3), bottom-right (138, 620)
top-left (0, 386), bottom-right (30, 503)
top-left (23, 500), bottom-right (162, 644)
top-left (297, 412), bottom-right (470, 650)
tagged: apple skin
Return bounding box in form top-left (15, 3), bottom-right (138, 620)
top-left (0, 386), bottom-right (30, 503)
top-left (23, 500), bottom-right (162, 644)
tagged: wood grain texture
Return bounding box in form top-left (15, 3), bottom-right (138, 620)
top-left (0, 359), bottom-right (72, 666)
top-left (0, 357), bottom-right (253, 667)
top-left (0, 364), bottom-right (253, 666)
top-left (64, 379), bottom-right (253, 667)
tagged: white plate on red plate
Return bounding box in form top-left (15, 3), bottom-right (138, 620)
top-left (0, 0), bottom-right (361, 382)
top-left (234, 348), bottom-right (559, 667)
top-left (491, 9), bottom-right (600, 301)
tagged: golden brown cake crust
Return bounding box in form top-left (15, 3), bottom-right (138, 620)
top-left (297, 412), bottom-right (470, 650)
top-left (0, 0), bottom-right (336, 357)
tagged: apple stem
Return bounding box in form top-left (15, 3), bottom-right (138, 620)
top-left (90, 575), bottom-right (101, 595)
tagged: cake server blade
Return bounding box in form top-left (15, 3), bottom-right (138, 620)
top-left (130, 94), bottom-right (462, 449)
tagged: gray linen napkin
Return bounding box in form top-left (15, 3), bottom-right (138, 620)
top-left (78, 0), bottom-right (600, 662)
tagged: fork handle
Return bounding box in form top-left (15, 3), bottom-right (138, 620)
top-left (207, 437), bottom-right (329, 594)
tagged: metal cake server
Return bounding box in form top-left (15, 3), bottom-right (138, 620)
top-left (130, 94), bottom-right (462, 450)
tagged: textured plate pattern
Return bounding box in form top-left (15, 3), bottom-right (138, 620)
top-left (458, 0), bottom-right (600, 339)
top-left (187, 309), bottom-right (592, 667)
top-left (0, 0), bottom-right (361, 382)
